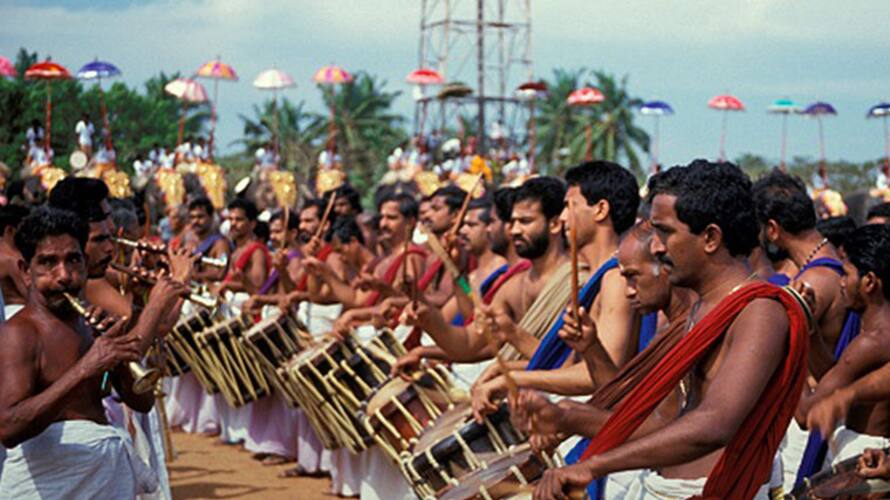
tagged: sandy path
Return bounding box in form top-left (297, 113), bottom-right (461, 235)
top-left (167, 431), bottom-right (331, 499)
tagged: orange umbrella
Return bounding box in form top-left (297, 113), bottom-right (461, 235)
top-left (195, 58), bottom-right (238, 161)
top-left (313, 65), bottom-right (353, 156)
top-left (567, 87), bottom-right (604, 161)
top-left (25, 60), bottom-right (72, 153)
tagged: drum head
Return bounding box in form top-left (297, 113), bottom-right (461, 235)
top-left (235, 176), bottom-right (252, 195)
top-left (69, 150), bottom-right (87, 169)
top-left (413, 403), bottom-right (474, 452)
top-left (438, 448), bottom-right (543, 500)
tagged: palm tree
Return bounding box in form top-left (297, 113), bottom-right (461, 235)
top-left (535, 68), bottom-right (587, 172)
top-left (236, 97), bottom-right (322, 181)
top-left (584, 71), bottom-right (649, 176)
top-left (317, 72), bottom-right (407, 194)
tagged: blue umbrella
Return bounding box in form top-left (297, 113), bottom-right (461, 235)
top-left (768, 98), bottom-right (801, 170)
top-left (639, 100), bottom-right (674, 173)
top-left (803, 101), bottom-right (838, 169)
top-left (868, 103), bottom-right (890, 169)
top-left (77, 59), bottom-right (122, 152)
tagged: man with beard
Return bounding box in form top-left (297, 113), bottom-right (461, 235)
top-left (534, 160), bottom-right (809, 499)
top-left (512, 220), bottom-right (695, 498)
top-left (753, 169), bottom-right (854, 487)
top-left (185, 196), bottom-right (230, 284)
top-left (800, 225), bottom-right (890, 469)
top-left (0, 206), bottom-right (187, 498)
top-left (404, 177), bottom-right (572, 385)
top-left (0, 204), bottom-right (30, 318)
top-left (331, 184), bottom-right (362, 219)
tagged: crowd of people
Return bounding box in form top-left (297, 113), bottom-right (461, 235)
top-left (1, 152), bottom-right (890, 500)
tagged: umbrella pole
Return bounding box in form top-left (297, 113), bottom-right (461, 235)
top-left (273, 89), bottom-right (280, 163)
top-left (883, 115), bottom-right (889, 171)
top-left (98, 79), bottom-right (113, 153)
top-left (528, 98), bottom-right (536, 172)
top-left (719, 109), bottom-right (728, 162)
top-left (210, 79), bottom-right (219, 162)
top-left (651, 115), bottom-right (660, 174)
top-left (817, 116), bottom-right (826, 167)
top-left (584, 120), bottom-right (592, 161)
top-left (780, 113), bottom-right (788, 172)
top-left (177, 100), bottom-right (186, 153)
top-left (45, 80), bottom-right (52, 154)
top-left (327, 91), bottom-right (335, 156)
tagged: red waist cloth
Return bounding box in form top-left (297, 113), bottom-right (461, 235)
top-left (579, 281), bottom-right (809, 500)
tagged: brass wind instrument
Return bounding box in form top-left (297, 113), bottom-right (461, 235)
top-left (111, 236), bottom-right (228, 269)
top-left (109, 262), bottom-right (218, 309)
top-left (61, 292), bottom-right (160, 394)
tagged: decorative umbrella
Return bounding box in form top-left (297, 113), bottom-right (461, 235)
top-left (767, 98), bottom-right (800, 171)
top-left (0, 56), bottom-right (15, 78)
top-left (436, 81), bottom-right (473, 100)
top-left (803, 101), bottom-right (837, 177)
top-left (867, 103), bottom-right (890, 171)
top-left (25, 60), bottom-right (72, 153)
top-left (406, 68), bottom-right (445, 142)
top-left (313, 65), bottom-right (353, 157)
top-left (164, 78), bottom-right (208, 153)
top-left (707, 94), bottom-right (745, 162)
top-left (195, 58), bottom-right (238, 161)
top-left (567, 87), bottom-right (604, 161)
top-left (253, 68), bottom-right (297, 160)
top-left (516, 81), bottom-right (549, 172)
top-left (639, 100), bottom-right (674, 174)
top-left (77, 59), bottom-right (121, 152)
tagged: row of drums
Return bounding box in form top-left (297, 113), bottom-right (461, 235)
top-left (157, 308), bottom-right (566, 499)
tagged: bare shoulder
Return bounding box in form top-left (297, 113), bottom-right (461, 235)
top-left (0, 311), bottom-right (40, 359)
top-left (730, 297), bottom-right (790, 340)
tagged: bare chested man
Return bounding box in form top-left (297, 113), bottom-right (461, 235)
top-left (0, 206), bottom-right (185, 498)
top-left (535, 160), bottom-right (808, 499)
top-left (217, 198), bottom-right (269, 297)
top-left (244, 209), bottom-right (305, 313)
top-left (802, 224), bottom-right (890, 466)
top-left (0, 204), bottom-right (30, 318)
top-left (186, 196), bottom-right (230, 284)
top-left (422, 184), bottom-right (467, 308)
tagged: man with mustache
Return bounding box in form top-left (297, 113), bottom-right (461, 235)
top-left (0, 206), bottom-right (186, 498)
top-left (535, 160), bottom-right (809, 499)
top-left (185, 196), bottom-right (230, 284)
top-left (421, 185), bottom-right (468, 308)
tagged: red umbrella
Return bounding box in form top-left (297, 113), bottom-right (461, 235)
top-left (407, 68), bottom-right (444, 141)
top-left (567, 87), bottom-right (604, 160)
top-left (708, 94), bottom-right (745, 161)
top-left (517, 81), bottom-right (549, 171)
top-left (25, 61), bottom-right (72, 153)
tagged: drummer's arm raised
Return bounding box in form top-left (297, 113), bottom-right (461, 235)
top-left (407, 300), bottom-right (497, 363)
top-left (306, 255), bottom-right (359, 307)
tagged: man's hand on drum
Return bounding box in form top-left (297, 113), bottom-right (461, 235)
top-left (471, 362), bottom-right (503, 392)
top-left (858, 448), bottom-right (890, 479)
top-left (557, 306), bottom-right (598, 354)
top-left (392, 347), bottom-right (424, 380)
top-left (471, 374), bottom-right (509, 423)
top-left (510, 389), bottom-right (565, 452)
top-left (806, 387), bottom-right (855, 439)
top-left (534, 463), bottom-right (596, 500)
top-left (331, 312), bottom-right (356, 341)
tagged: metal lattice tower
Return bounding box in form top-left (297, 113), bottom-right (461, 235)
top-left (416, 0), bottom-right (533, 154)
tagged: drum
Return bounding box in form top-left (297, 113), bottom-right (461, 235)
top-left (161, 309), bottom-right (215, 378)
top-left (286, 337), bottom-right (367, 452)
top-left (241, 310), bottom-right (310, 405)
top-left (360, 367), bottom-right (457, 463)
top-left (438, 446), bottom-right (548, 500)
top-left (788, 447), bottom-right (890, 499)
top-left (402, 402), bottom-right (527, 498)
top-left (326, 328), bottom-right (406, 413)
top-left (195, 314), bottom-right (270, 407)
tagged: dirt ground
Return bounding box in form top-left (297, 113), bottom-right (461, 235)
top-left (167, 431), bottom-right (331, 500)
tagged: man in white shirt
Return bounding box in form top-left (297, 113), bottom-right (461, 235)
top-left (25, 120), bottom-right (43, 149)
top-left (74, 113), bottom-right (95, 158)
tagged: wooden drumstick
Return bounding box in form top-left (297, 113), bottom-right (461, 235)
top-left (569, 198), bottom-right (580, 324)
top-left (445, 172), bottom-right (484, 241)
top-left (420, 225), bottom-right (519, 399)
top-left (314, 190), bottom-right (337, 240)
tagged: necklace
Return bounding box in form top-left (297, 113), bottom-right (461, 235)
top-left (801, 238), bottom-right (829, 268)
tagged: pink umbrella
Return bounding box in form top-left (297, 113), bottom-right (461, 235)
top-left (254, 68), bottom-right (297, 159)
top-left (25, 60), bottom-right (72, 153)
top-left (708, 94), bottom-right (745, 161)
top-left (406, 68), bottom-right (445, 146)
top-left (195, 58), bottom-right (238, 160)
top-left (516, 81), bottom-right (549, 171)
top-left (164, 78), bottom-right (208, 152)
top-left (567, 87), bottom-right (604, 160)
top-left (0, 56), bottom-right (15, 78)
top-left (313, 65), bottom-right (353, 156)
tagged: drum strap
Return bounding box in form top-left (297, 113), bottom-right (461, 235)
top-left (578, 282), bottom-right (809, 500)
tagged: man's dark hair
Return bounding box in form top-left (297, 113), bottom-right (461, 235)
top-left (377, 192), bottom-right (419, 220)
top-left (254, 220), bottom-right (270, 241)
top-left (492, 187), bottom-right (516, 223)
top-left (844, 224), bottom-right (890, 300)
top-left (228, 197), bottom-right (259, 222)
top-left (326, 216), bottom-right (366, 245)
top-left (817, 216), bottom-right (858, 249)
top-left (651, 160), bottom-right (759, 257)
top-left (300, 198), bottom-right (326, 217)
top-left (16, 206), bottom-right (89, 263)
top-left (332, 184), bottom-right (363, 214)
top-left (467, 198), bottom-right (493, 224)
top-left (513, 176), bottom-right (566, 220)
top-left (0, 204), bottom-right (30, 234)
top-left (867, 202), bottom-right (890, 222)
top-left (188, 196), bottom-right (215, 216)
top-left (752, 169), bottom-right (817, 235)
top-left (49, 177), bottom-right (109, 223)
top-left (431, 185), bottom-right (468, 214)
top-left (565, 161), bottom-right (640, 234)
top-left (270, 209), bottom-right (299, 230)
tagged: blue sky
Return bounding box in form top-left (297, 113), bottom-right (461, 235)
top-left (2, 0), bottom-right (889, 168)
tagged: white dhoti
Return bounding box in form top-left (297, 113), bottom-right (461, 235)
top-left (828, 425), bottom-right (890, 465)
top-left (0, 420), bottom-right (158, 500)
top-left (360, 447), bottom-right (414, 500)
top-left (622, 469), bottom-right (771, 499)
top-left (244, 394), bottom-right (300, 458)
top-left (103, 399), bottom-right (172, 500)
top-left (4, 304), bottom-right (23, 319)
top-left (164, 373), bottom-right (219, 434)
top-left (216, 397), bottom-right (251, 444)
top-left (296, 409), bottom-right (330, 473)
top-left (604, 470), bottom-right (645, 499)
top-left (329, 448), bottom-right (364, 497)
top-left (779, 419), bottom-right (809, 491)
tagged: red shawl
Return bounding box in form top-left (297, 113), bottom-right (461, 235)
top-left (362, 245), bottom-right (428, 308)
top-left (578, 281), bottom-right (808, 500)
top-left (483, 259), bottom-right (530, 304)
top-left (295, 243), bottom-right (334, 292)
top-left (224, 241), bottom-right (271, 284)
